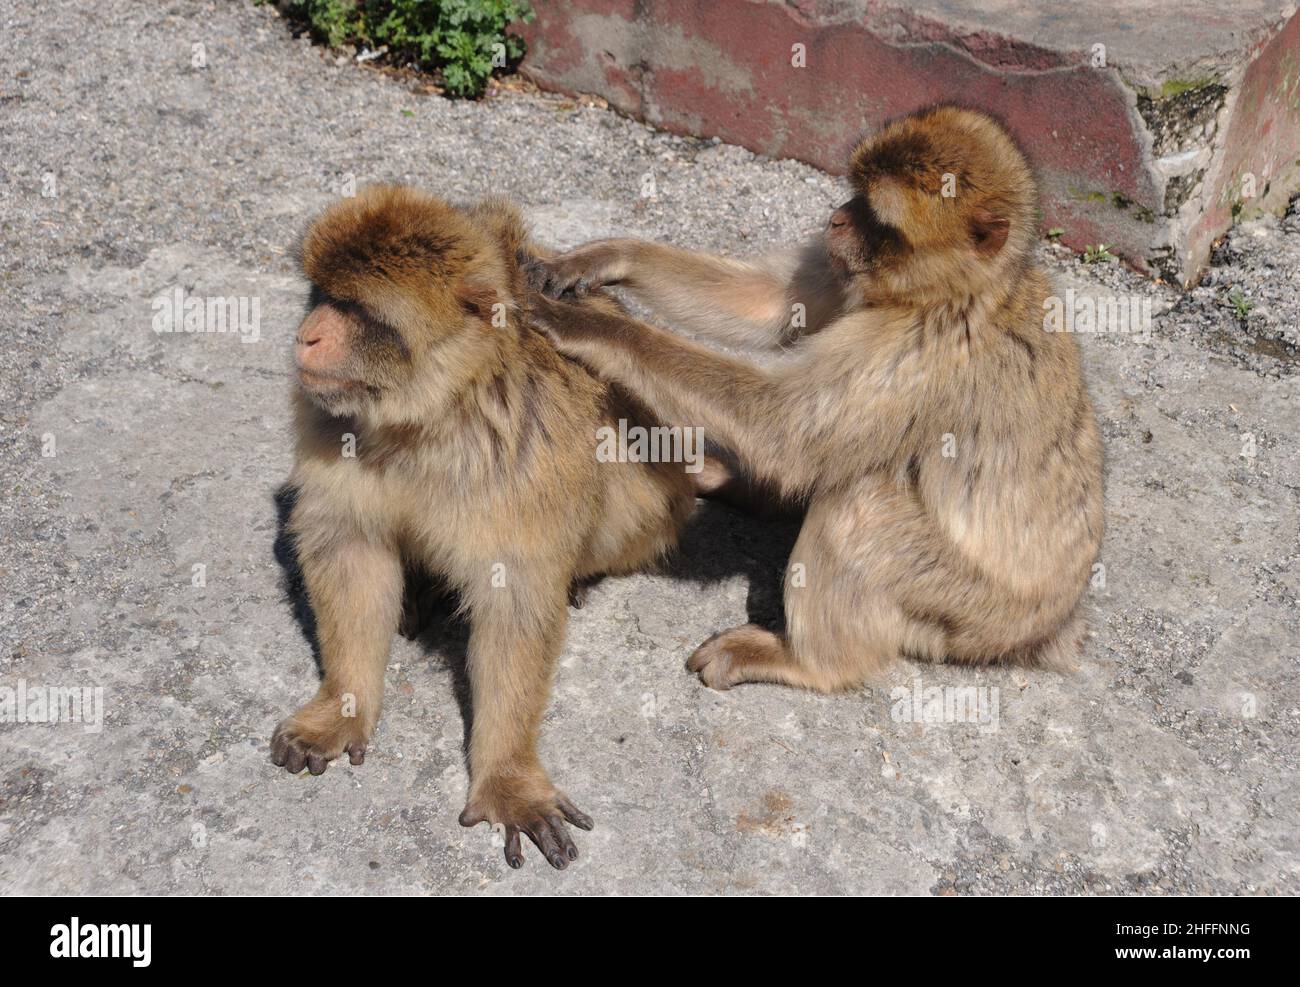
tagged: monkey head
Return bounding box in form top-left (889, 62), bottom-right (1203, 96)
top-left (829, 106), bottom-right (1038, 305)
top-left (294, 186), bottom-right (521, 419)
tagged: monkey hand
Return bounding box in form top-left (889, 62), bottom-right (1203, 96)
top-left (518, 250), bottom-right (554, 297)
top-left (528, 292), bottom-right (580, 336)
top-left (526, 294), bottom-right (595, 359)
top-left (459, 772), bottom-right (594, 871)
top-left (533, 240), bottom-right (632, 299)
top-left (270, 694), bottom-right (371, 776)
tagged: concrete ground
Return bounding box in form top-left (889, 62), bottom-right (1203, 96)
top-left (0, 1), bottom-right (1296, 895)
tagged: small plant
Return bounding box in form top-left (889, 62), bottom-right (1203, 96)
top-left (1083, 243), bottom-right (1115, 264)
top-left (1225, 287), bottom-right (1254, 321)
top-left (277, 0), bottom-right (535, 98)
top-left (1046, 227), bottom-right (1065, 239)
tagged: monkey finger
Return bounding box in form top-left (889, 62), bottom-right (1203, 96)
top-left (283, 744), bottom-right (308, 775)
top-left (269, 732), bottom-right (290, 767)
top-left (347, 744), bottom-right (366, 766)
top-left (567, 582), bottom-right (590, 609)
top-left (542, 271), bottom-right (573, 299)
top-left (556, 795), bottom-right (594, 831)
top-left (545, 813), bottom-right (580, 861)
top-left (504, 826), bottom-right (524, 869)
top-left (524, 819), bottom-right (569, 870)
top-left (521, 258), bottom-right (551, 295)
top-left (306, 752), bottom-right (328, 775)
top-left (397, 603), bottom-right (420, 641)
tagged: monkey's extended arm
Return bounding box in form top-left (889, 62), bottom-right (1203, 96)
top-left (530, 294), bottom-right (903, 498)
top-left (535, 238), bottom-right (845, 349)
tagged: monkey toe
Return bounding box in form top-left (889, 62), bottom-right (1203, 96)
top-left (688, 625), bottom-right (788, 690)
top-left (503, 827), bottom-right (524, 869)
top-left (460, 790), bottom-right (593, 871)
top-left (567, 582), bottom-right (592, 609)
top-left (270, 718), bottom-right (366, 776)
top-left (687, 635), bottom-right (737, 690)
top-left (556, 794), bottom-right (594, 831)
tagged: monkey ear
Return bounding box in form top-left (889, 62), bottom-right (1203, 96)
top-left (969, 209), bottom-right (1011, 257)
top-left (455, 278), bottom-right (499, 321)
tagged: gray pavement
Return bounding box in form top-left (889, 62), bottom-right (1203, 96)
top-left (0, 1), bottom-right (1296, 895)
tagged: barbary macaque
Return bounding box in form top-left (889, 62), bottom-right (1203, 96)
top-left (273, 186), bottom-right (696, 869)
top-left (531, 106), bottom-right (1104, 690)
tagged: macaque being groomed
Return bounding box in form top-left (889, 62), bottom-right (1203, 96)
top-left (532, 106), bottom-right (1104, 691)
top-left (273, 186), bottom-right (695, 869)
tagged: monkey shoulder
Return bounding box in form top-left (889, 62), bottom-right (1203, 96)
top-left (515, 316), bottom-right (612, 406)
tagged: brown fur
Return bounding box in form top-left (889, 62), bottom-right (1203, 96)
top-left (272, 186), bottom-right (696, 869)
top-left (532, 106), bottom-right (1104, 691)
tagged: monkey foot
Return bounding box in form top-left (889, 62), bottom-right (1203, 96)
top-left (460, 779), bottom-right (594, 871)
top-left (270, 715), bottom-right (368, 776)
top-left (687, 625), bottom-right (787, 690)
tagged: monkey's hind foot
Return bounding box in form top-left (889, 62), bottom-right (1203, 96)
top-left (459, 775), bottom-right (594, 871)
top-left (688, 625), bottom-right (832, 691)
top-left (270, 706), bottom-right (369, 776)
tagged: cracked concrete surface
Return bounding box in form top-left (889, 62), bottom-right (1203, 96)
top-left (0, 1), bottom-right (1296, 894)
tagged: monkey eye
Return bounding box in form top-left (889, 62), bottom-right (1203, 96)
top-left (324, 297), bottom-right (372, 326)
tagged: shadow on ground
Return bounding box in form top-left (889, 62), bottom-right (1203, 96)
top-left (272, 483), bottom-right (803, 763)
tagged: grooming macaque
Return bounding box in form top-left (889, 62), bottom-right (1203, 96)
top-left (532, 106), bottom-right (1104, 690)
top-left (274, 186), bottom-right (695, 869)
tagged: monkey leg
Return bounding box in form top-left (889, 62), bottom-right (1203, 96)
top-left (271, 537), bottom-right (402, 774)
top-left (457, 576), bottom-right (593, 870)
top-left (687, 484), bottom-right (942, 691)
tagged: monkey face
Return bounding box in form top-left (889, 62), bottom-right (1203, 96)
top-left (825, 195), bottom-right (909, 277)
top-left (293, 293), bottom-right (412, 416)
top-left (296, 186), bottom-right (516, 419)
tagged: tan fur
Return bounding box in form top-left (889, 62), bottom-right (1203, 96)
top-left (532, 106), bottom-right (1104, 691)
top-left (272, 186), bottom-right (696, 869)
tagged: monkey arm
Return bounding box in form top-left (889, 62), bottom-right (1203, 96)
top-left (271, 523), bottom-right (403, 773)
top-left (531, 295), bottom-right (821, 494)
top-left (457, 569), bottom-right (593, 869)
top-left (539, 237), bottom-right (845, 349)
